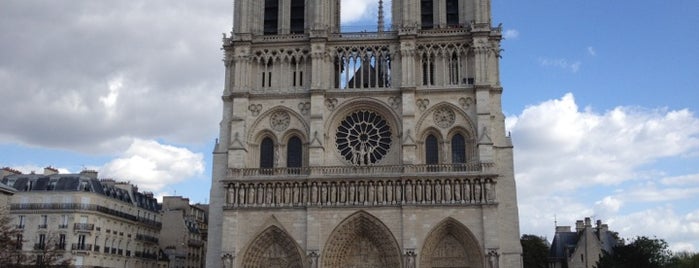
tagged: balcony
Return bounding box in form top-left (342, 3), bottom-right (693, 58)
top-left (104, 247), bottom-right (110, 253)
top-left (74, 223), bottom-right (94, 232)
top-left (135, 234), bottom-right (159, 244)
top-left (71, 243), bottom-right (92, 252)
top-left (38, 224), bottom-right (47, 229)
top-left (33, 243), bottom-right (45, 250)
top-left (93, 245), bottom-right (100, 252)
top-left (16, 224), bottom-right (24, 229)
top-left (55, 243), bottom-right (66, 251)
top-left (228, 163), bottom-right (494, 179)
top-left (58, 224), bottom-right (68, 229)
top-left (9, 203), bottom-right (162, 230)
top-left (188, 239), bottom-right (204, 247)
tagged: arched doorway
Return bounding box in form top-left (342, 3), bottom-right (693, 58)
top-left (322, 211), bottom-right (402, 268)
top-left (420, 218), bottom-right (485, 268)
top-left (240, 226), bottom-right (304, 268)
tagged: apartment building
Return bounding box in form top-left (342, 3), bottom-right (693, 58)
top-left (1, 167), bottom-right (167, 268)
top-left (160, 196), bottom-right (208, 268)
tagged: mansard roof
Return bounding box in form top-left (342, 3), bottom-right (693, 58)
top-left (0, 181), bottom-right (16, 194)
top-left (549, 224), bottom-right (618, 260)
top-left (1, 173), bottom-right (160, 212)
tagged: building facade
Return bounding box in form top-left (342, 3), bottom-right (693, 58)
top-left (207, 0), bottom-right (522, 267)
top-left (549, 218), bottom-right (619, 268)
top-left (1, 168), bottom-right (165, 268)
top-left (161, 196), bottom-right (208, 268)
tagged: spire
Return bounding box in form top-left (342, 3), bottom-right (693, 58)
top-left (377, 0), bottom-right (385, 32)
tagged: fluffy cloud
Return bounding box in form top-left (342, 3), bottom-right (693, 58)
top-left (100, 139), bottom-right (204, 191)
top-left (503, 29), bottom-right (520, 39)
top-left (511, 93), bottom-right (699, 250)
top-left (509, 93), bottom-right (699, 193)
top-left (537, 57), bottom-right (581, 73)
top-left (0, 0), bottom-right (227, 154)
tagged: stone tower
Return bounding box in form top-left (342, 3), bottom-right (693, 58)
top-left (206, 0), bottom-right (522, 267)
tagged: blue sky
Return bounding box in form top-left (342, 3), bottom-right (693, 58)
top-left (1, 0), bottom-right (698, 251)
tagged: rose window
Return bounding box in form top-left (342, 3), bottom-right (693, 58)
top-left (336, 110), bottom-right (392, 165)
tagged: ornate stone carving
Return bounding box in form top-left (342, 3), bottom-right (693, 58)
top-left (459, 97), bottom-right (474, 110)
top-left (404, 249), bottom-right (417, 268)
top-left (240, 226), bottom-right (303, 268)
top-left (308, 251), bottom-right (319, 268)
top-left (325, 98), bottom-right (338, 111)
top-left (221, 253), bottom-right (234, 268)
top-left (488, 248), bottom-right (500, 268)
top-left (433, 107), bottom-right (455, 128)
top-left (416, 99), bottom-right (430, 111)
top-left (388, 96), bottom-right (401, 110)
top-left (298, 102), bottom-right (310, 115)
top-left (226, 177), bottom-right (497, 208)
top-left (248, 104), bottom-right (262, 116)
top-left (269, 111), bottom-right (290, 132)
top-left (335, 110), bottom-right (392, 165)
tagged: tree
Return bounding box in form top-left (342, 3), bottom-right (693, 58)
top-left (667, 252), bottom-right (699, 268)
top-left (0, 212), bottom-right (26, 267)
top-left (521, 234), bottom-right (549, 268)
top-left (29, 231), bottom-right (71, 268)
top-left (596, 236), bottom-right (672, 268)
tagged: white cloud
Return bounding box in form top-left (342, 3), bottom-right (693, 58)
top-left (606, 207), bottom-right (699, 252)
top-left (510, 93), bottom-right (699, 193)
top-left (512, 94), bottom-right (699, 250)
top-left (538, 58), bottom-right (582, 73)
top-left (0, 1), bottom-right (226, 154)
top-left (100, 139), bottom-right (204, 192)
top-left (503, 29), bottom-right (519, 39)
top-left (342, 0), bottom-right (378, 24)
top-left (587, 46), bottom-right (596, 56)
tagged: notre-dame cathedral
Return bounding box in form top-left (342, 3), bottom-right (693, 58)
top-left (206, 0), bottom-right (522, 267)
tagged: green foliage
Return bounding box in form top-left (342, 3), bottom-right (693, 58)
top-left (521, 234), bottom-right (549, 268)
top-left (667, 252), bottom-right (699, 268)
top-left (596, 236), bottom-right (672, 268)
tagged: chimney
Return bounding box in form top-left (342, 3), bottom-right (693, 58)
top-left (80, 170), bottom-right (98, 179)
top-left (556, 226), bottom-right (572, 233)
top-left (584, 217), bottom-right (592, 227)
top-left (575, 220), bottom-right (584, 232)
top-left (44, 166), bottom-right (59, 175)
top-left (601, 224), bottom-right (609, 232)
top-left (1, 167), bottom-right (22, 177)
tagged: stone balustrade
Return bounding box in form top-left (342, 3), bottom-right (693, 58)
top-left (229, 163), bottom-right (494, 179)
top-left (224, 176), bottom-right (496, 209)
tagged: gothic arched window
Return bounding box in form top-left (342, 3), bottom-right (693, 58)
top-left (446, 0), bottom-right (459, 27)
top-left (260, 137), bottom-right (274, 169)
top-left (421, 0), bottom-right (434, 29)
top-left (287, 136), bottom-right (303, 168)
top-left (425, 134), bottom-right (439, 165)
top-left (264, 0), bottom-right (279, 35)
top-left (290, 0), bottom-right (305, 34)
top-left (451, 133), bottom-right (466, 164)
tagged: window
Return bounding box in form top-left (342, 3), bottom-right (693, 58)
top-left (290, 0), bottom-right (305, 34)
top-left (287, 136), bottom-right (303, 169)
top-left (58, 234), bottom-right (66, 250)
top-left (446, 0), bottom-right (459, 26)
top-left (264, 0), bottom-right (279, 35)
top-left (425, 134), bottom-right (439, 165)
top-left (38, 233), bottom-right (46, 249)
top-left (17, 215), bottom-right (25, 229)
top-left (39, 215), bottom-right (47, 228)
top-left (451, 133), bottom-right (466, 164)
top-left (260, 137), bottom-right (275, 169)
top-left (336, 110), bottom-right (392, 165)
top-left (422, 56), bottom-right (435, 86)
top-left (421, 0), bottom-right (434, 29)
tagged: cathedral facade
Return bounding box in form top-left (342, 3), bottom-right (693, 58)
top-left (206, 0), bottom-right (522, 267)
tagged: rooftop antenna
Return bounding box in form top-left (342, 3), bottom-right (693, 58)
top-left (377, 0), bottom-right (385, 32)
top-left (554, 214), bottom-right (557, 227)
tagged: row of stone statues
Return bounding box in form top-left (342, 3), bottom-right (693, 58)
top-left (226, 177), bottom-right (496, 208)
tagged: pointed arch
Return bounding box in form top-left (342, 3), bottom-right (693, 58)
top-left (420, 217), bottom-right (484, 268)
top-left (240, 225), bottom-right (305, 268)
top-left (322, 211), bottom-right (402, 268)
